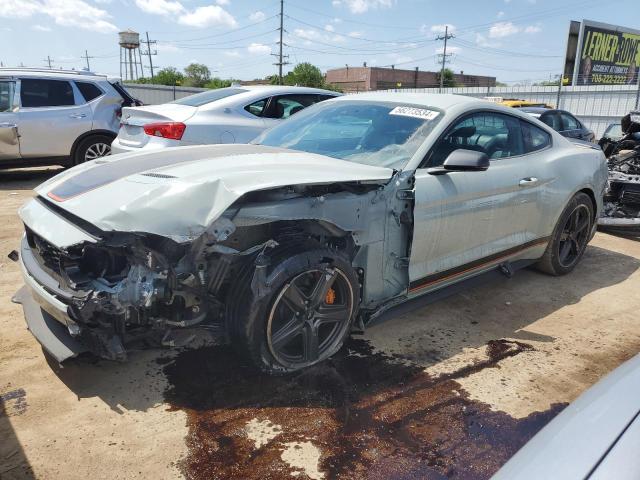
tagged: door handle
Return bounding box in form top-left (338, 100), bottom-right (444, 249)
top-left (69, 113), bottom-right (87, 119)
top-left (519, 177), bottom-right (539, 186)
top-left (0, 122), bottom-right (17, 128)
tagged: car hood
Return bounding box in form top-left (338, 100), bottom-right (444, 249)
top-left (23, 144), bottom-right (394, 246)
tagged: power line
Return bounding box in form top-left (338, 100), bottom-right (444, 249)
top-left (81, 50), bottom-right (94, 70)
top-left (436, 25), bottom-right (454, 92)
top-left (273, 0), bottom-right (289, 84)
top-left (142, 31), bottom-right (158, 80)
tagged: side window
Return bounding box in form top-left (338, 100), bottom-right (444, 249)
top-left (244, 98), bottom-right (267, 117)
top-left (560, 112), bottom-right (579, 130)
top-left (75, 81), bottom-right (103, 102)
top-left (427, 112), bottom-right (524, 167)
top-left (539, 112), bottom-right (562, 131)
top-left (268, 94), bottom-right (319, 119)
top-left (521, 120), bottom-right (551, 153)
top-left (20, 79), bottom-right (75, 108)
top-left (0, 81), bottom-right (16, 112)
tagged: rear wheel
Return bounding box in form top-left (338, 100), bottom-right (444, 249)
top-left (73, 134), bottom-right (113, 165)
top-left (536, 192), bottom-right (593, 275)
top-left (229, 247), bottom-right (358, 374)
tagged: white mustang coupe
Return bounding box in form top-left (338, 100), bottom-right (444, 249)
top-left (12, 93), bottom-right (607, 373)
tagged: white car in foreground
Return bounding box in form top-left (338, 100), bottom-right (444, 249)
top-left (111, 85), bottom-right (339, 153)
top-left (494, 353), bottom-right (640, 479)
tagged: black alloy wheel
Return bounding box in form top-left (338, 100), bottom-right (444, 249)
top-left (267, 267), bottom-right (354, 369)
top-left (557, 204), bottom-right (591, 268)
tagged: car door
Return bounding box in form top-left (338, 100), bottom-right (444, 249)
top-left (0, 78), bottom-right (20, 161)
top-left (17, 78), bottom-right (92, 158)
top-left (409, 111), bottom-right (546, 291)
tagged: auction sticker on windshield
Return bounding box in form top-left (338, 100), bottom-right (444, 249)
top-left (389, 106), bottom-right (439, 120)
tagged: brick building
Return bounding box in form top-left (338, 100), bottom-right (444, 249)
top-left (325, 66), bottom-right (496, 92)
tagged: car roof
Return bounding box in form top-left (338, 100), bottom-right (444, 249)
top-left (517, 107), bottom-right (555, 114)
top-left (0, 67), bottom-right (111, 82)
top-left (234, 85), bottom-right (340, 95)
top-left (333, 92), bottom-right (488, 110)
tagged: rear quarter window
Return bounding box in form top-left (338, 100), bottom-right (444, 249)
top-left (75, 81), bottom-right (103, 102)
top-left (521, 120), bottom-right (551, 153)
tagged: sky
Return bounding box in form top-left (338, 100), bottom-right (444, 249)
top-left (1, 0), bottom-right (640, 84)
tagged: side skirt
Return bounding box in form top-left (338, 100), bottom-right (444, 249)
top-left (364, 258), bottom-right (537, 329)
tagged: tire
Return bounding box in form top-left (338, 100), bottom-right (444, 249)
top-left (73, 134), bottom-right (113, 165)
top-left (227, 246), bottom-right (359, 374)
top-left (536, 192), bottom-right (594, 276)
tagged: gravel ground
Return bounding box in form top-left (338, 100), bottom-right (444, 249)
top-left (1, 168), bottom-right (639, 480)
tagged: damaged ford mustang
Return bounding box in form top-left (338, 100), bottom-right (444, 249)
top-left (12, 93), bottom-right (608, 373)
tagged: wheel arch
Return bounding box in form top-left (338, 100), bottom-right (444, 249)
top-left (70, 129), bottom-right (117, 161)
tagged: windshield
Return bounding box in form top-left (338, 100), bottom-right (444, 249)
top-left (171, 87), bottom-right (247, 107)
top-left (254, 100), bottom-right (443, 169)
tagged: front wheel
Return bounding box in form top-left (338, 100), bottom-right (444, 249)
top-left (536, 192), bottom-right (594, 276)
top-left (229, 248), bottom-right (359, 374)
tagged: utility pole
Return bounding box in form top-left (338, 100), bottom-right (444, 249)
top-left (142, 31), bottom-right (157, 80)
top-left (436, 25), bottom-right (454, 92)
top-left (44, 55), bottom-right (53, 69)
top-left (272, 0), bottom-right (289, 85)
top-left (81, 50), bottom-right (94, 71)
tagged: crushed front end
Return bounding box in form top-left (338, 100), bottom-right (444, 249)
top-left (14, 201), bottom-right (240, 363)
top-left (599, 150), bottom-right (640, 235)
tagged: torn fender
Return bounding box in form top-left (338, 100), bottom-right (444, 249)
top-left (24, 144), bottom-right (393, 247)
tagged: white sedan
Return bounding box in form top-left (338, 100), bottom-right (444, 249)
top-left (111, 85), bottom-right (339, 154)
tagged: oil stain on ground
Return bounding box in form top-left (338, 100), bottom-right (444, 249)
top-left (162, 339), bottom-right (566, 480)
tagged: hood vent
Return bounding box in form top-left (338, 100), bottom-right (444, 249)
top-left (140, 172), bottom-right (177, 179)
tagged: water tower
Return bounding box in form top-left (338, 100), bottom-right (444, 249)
top-left (119, 29), bottom-right (144, 81)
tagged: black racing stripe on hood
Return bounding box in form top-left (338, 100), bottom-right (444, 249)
top-left (48, 145), bottom-right (284, 201)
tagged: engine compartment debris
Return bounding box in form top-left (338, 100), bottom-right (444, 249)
top-left (598, 110), bottom-right (640, 235)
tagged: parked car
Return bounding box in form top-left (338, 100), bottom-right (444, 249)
top-left (0, 68), bottom-right (140, 168)
top-left (482, 97), bottom-right (553, 109)
top-left (518, 107), bottom-right (595, 142)
top-left (494, 353), bottom-right (640, 479)
top-left (598, 122), bottom-right (623, 156)
top-left (13, 93), bottom-right (607, 373)
top-left (111, 85), bottom-right (340, 154)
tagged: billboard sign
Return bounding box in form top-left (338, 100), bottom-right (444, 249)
top-left (573, 20), bottom-right (640, 86)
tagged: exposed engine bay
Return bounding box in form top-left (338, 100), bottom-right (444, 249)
top-left (599, 111), bottom-right (640, 234)
top-left (18, 177), bottom-right (410, 362)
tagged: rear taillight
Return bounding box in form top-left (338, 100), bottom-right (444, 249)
top-left (143, 122), bottom-right (186, 140)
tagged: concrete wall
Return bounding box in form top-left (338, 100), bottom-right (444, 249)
top-left (123, 83), bottom-right (207, 105)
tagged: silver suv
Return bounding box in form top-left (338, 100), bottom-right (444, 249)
top-left (0, 68), bottom-right (139, 168)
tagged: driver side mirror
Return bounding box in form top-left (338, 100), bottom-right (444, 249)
top-left (428, 149), bottom-right (490, 175)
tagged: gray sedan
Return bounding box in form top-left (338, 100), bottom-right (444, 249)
top-left (111, 85), bottom-right (339, 153)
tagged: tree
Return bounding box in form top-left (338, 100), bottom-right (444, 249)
top-left (153, 67), bottom-right (184, 86)
top-left (205, 77), bottom-right (238, 89)
top-left (183, 63), bottom-right (211, 88)
top-left (436, 68), bottom-right (456, 88)
top-left (271, 63), bottom-right (325, 88)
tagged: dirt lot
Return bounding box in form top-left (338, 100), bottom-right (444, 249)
top-left (1, 168), bottom-right (639, 480)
